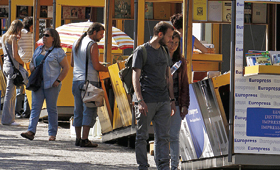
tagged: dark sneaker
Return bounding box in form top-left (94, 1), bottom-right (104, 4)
top-left (75, 138), bottom-right (81, 146)
top-left (80, 139), bottom-right (98, 147)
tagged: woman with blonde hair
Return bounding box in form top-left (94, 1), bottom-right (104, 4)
top-left (1, 20), bottom-right (24, 126)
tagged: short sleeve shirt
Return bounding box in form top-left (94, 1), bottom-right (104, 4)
top-left (132, 42), bottom-right (171, 103)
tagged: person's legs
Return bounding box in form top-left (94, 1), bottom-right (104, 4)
top-left (27, 85), bottom-right (45, 134)
top-left (170, 106), bottom-right (181, 170)
top-left (135, 102), bottom-right (156, 170)
top-left (152, 101), bottom-right (171, 170)
top-left (15, 85), bottom-right (24, 116)
top-left (2, 74), bottom-right (17, 125)
top-left (72, 81), bottom-right (85, 146)
top-left (21, 92), bottom-right (31, 118)
top-left (44, 84), bottom-right (61, 137)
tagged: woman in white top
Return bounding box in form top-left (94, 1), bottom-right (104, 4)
top-left (1, 20), bottom-right (24, 126)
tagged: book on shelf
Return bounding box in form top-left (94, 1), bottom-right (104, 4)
top-left (40, 6), bottom-right (48, 18)
top-left (77, 7), bottom-right (85, 19)
top-left (222, 1), bottom-right (231, 22)
top-left (193, 0), bottom-right (207, 21)
top-left (252, 3), bottom-right (267, 24)
top-left (244, 3), bottom-right (252, 23)
top-left (208, 1), bottom-right (222, 22)
top-left (1, 18), bottom-right (7, 30)
top-left (153, 2), bottom-right (170, 20)
top-left (17, 6), bottom-right (29, 18)
top-left (63, 7), bottom-right (71, 19)
top-left (48, 6), bottom-right (53, 18)
top-left (85, 7), bottom-right (91, 19)
top-left (114, 0), bottom-right (131, 19)
top-left (145, 2), bottom-right (153, 19)
top-left (0, 6), bottom-right (8, 17)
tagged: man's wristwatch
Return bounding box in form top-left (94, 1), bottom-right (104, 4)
top-left (56, 79), bottom-right (61, 83)
top-left (170, 98), bottom-right (176, 102)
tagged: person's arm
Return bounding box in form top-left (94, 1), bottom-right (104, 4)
top-left (70, 51), bottom-right (74, 67)
top-left (167, 67), bottom-right (176, 116)
top-left (194, 37), bottom-right (208, 54)
top-left (132, 68), bottom-right (148, 116)
top-left (52, 57), bottom-right (70, 87)
top-left (180, 58), bottom-right (190, 119)
top-left (90, 43), bottom-right (108, 72)
top-left (10, 35), bottom-right (24, 65)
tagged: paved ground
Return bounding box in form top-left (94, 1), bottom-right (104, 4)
top-left (0, 113), bottom-right (157, 170)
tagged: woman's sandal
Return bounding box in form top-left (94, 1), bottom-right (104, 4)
top-left (49, 136), bottom-right (56, 141)
top-left (21, 131), bottom-right (35, 140)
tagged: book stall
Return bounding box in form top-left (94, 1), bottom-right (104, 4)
top-left (180, 0), bottom-right (280, 169)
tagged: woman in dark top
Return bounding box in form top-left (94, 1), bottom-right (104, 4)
top-left (167, 31), bottom-right (190, 170)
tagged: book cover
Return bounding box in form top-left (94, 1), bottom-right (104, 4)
top-left (78, 7), bottom-right (85, 19)
top-left (193, 0), bottom-right (207, 21)
top-left (63, 7), bottom-right (71, 19)
top-left (85, 7), bottom-right (91, 19)
top-left (244, 3), bottom-right (252, 23)
top-left (40, 6), bottom-right (48, 18)
top-left (70, 7), bottom-right (78, 18)
top-left (222, 1), bottom-right (231, 22)
top-left (17, 6), bottom-right (28, 18)
top-left (252, 3), bottom-right (267, 24)
top-left (145, 2), bottom-right (153, 19)
top-left (115, 0), bottom-right (131, 19)
top-left (0, 6), bottom-right (8, 17)
top-left (153, 2), bottom-right (170, 20)
top-left (48, 6), bottom-right (53, 18)
top-left (208, 1), bottom-right (222, 22)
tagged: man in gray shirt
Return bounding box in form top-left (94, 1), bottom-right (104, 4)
top-left (132, 21), bottom-right (176, 170)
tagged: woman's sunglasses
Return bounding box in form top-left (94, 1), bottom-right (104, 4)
top-left (43, 34), bottom-right (50, 37)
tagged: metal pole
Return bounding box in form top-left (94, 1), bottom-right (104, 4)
top-left (104, 0), bottom-right (110, 62)
top-left (133, 0), bottom-right (138, 50)
top-left (33, 0), bottom-right (38, 53)
top-left (52, 0), bottom-right (56, 28)
top-left (228, 0), bottom-right (236, 163)
top-left (201, 23), bottom-right (205, 41)
top-left (8, 0), bottom-right (11, 27)
top-left (184, 0), bottom-right (190, 60)
top-left (131, 0), bottom-right (138, 128)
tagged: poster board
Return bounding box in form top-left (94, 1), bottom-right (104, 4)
top-left (153, 2), bottom-right (170, 20)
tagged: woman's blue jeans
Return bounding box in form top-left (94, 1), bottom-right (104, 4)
top-left (170, 106), bottom-right (182, 169)
top-left (28, 82), bottom-right (61, 136)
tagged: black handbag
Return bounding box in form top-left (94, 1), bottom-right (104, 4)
top-left (26, 47), bottom-right (53, 92)
top-left (4, 45), bottom-right (24, 87)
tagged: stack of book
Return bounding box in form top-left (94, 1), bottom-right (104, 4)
top-left (246, 51), bottom-right (270, 66)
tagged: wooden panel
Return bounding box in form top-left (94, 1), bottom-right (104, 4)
top-left (244, 65), bottom-right (280, 76)
top-left (108, 63), bottom-right (132, 127)
top-left (192, 61), bottom-right (220, 71)
top-left (192, 53), bottom-right (223, 61)
top-left (113, 99), bottom-right (123, 129)
top-left (97, 100), bottom-right (113, 134)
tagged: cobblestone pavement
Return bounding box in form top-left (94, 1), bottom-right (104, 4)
top-left (0, 114), bottom-right (157, 170)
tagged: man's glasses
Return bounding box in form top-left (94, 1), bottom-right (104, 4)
top-left (43, 34), bottom-right (50, 37)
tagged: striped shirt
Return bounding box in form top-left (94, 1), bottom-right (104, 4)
top-left (18, 29), bottom-right (33, 63)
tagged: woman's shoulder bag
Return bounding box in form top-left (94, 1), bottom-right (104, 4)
top-left (26, 47), bottom-right (53, 91)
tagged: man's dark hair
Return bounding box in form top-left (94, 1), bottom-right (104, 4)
top-left (153, 21), bottom-right (174, 36)
top-left (22, 17), bottom-right (33, 32)
top-left (170, 13), bottom-right (183, 30)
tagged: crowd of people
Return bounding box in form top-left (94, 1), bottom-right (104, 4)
top-left (0, 13), bottom-right (209, 169)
